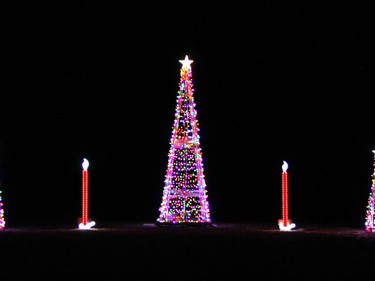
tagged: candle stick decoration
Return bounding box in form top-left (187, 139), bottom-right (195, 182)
top-left (78, 158), bottom-right (95, 229)
top-left (278, 161), bottom-right (296, 231)
top-left (365, 150), bottom-right (375, 232)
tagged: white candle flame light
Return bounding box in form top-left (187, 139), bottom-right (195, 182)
top-left (282, 161), bottom-right (288, 173)
top-left (82, 158), bottom-right (89, 171)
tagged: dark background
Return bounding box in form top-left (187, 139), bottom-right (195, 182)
top-left (1, 1), bottom-right (374, 228)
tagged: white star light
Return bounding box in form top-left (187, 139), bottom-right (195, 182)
top-left (179, 55), bottom-right (193, 69)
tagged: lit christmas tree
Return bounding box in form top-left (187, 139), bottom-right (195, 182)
top-left (0, 189), bottom-right (5, 229)
top-left (365, 150), bottom-right (375, 232)
top-left (157, 55), bottom-right (211, 225)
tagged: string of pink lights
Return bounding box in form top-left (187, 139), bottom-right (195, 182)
top-left (0, 190), bottom-right (5, 229)
top-left (365, 151), bottom-right (375, 232)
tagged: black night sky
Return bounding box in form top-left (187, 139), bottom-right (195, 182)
top-left (2, 2), bottom-right (375, 227)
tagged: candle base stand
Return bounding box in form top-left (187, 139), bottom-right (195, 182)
top-left (78, 218), bottom-right (96, 230)
top-left (278, 219), bottom-right (296, 231)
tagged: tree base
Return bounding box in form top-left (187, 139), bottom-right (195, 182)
top-left (156, 221), bottom-right (213, 227)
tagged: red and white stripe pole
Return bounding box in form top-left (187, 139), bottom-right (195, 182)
top-left (278, 161), bottom-right (296, 231)
top-left (78, 158), bottom-right (95, 229)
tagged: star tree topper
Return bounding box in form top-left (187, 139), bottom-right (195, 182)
top-left (179, 55), bottom-right (193, 69)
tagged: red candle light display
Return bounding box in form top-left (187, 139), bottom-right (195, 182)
top-left (82, 158), bottom-right (88, 225)
top-left (78, 158), bottom-right (95, 229)
top-left (278, 161), bottom-right (296, 231)
top-left (282, 161), bottom-right (288, 227)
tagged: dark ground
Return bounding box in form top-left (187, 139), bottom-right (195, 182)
top-left (1, 223), bottom-right (375, 280)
